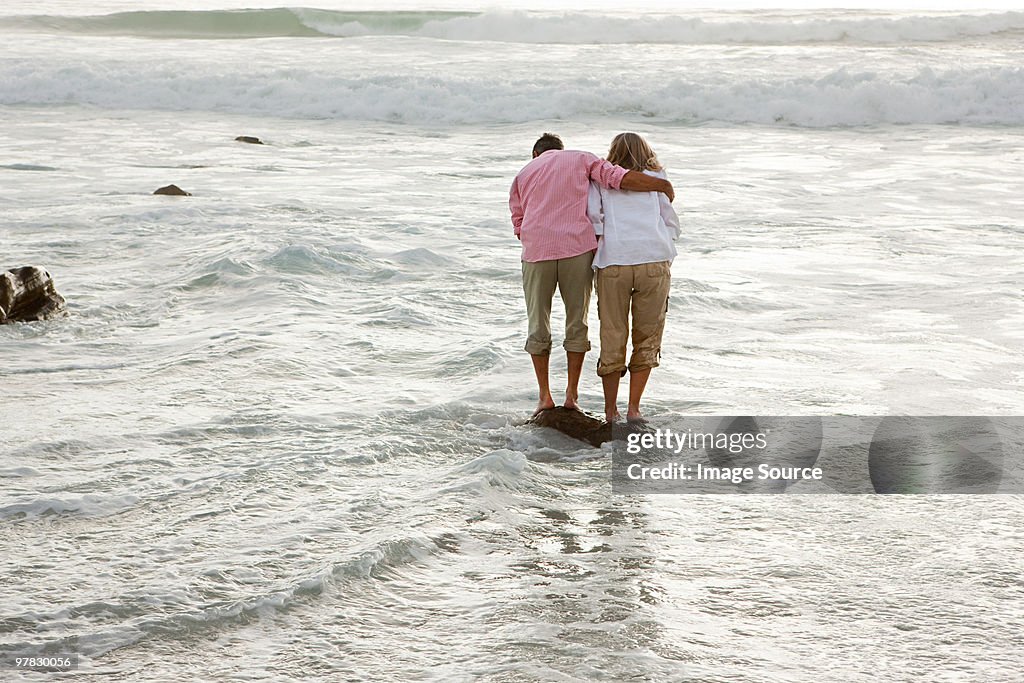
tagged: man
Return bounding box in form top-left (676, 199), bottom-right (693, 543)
top-left (509, 133), bottom-right (675, 415)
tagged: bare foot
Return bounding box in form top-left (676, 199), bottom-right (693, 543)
top-left (626, 407), bottom-right (645, 423)
top-left (563, 389), bottom-right (581, 411)
top-left (606, 410), bottom-right (621, 423)
top-left (533, 395), bottom-right (556, 416)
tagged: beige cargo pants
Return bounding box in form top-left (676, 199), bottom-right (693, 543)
top-left (594, 261), bottom-right (671, 376)
top-left (522, 251), bottom-right (594, 355)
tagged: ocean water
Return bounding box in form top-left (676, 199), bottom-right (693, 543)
top-left (1, 2), bottom-right (1023, 681)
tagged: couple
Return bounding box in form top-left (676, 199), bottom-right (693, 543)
top-left (509, 132), bottom-right (680, 423)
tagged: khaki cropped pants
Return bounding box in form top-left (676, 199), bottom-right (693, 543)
top-left (595, 261), bottom-right (671, 376)
top-left (522, 251), bottom-right (594, 355)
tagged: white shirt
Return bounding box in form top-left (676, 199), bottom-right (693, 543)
top-left (588, 169), bottom-right (681, 269)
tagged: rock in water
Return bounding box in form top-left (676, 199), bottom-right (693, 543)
top-left (0, 266), bottom-right (67, 324)
top-left (235, 136), bottom-right (264, 144)
top-left (529, 407), bottom-right (612, 447)
top-left (154, 184), bottom-right (191, 196)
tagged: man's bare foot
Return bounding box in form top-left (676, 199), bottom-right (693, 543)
top-left (606, 410), bottom-right (621, 423)
top-left (533, 395), bottom-right (556, 416)
top-left (626, 407), bottom-right (645, 423)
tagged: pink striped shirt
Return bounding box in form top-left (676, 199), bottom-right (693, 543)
top-left (509, 149), bottom-right (629, 262)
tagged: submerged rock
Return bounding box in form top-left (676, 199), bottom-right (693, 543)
top-left (0, 266), bottom-right (67, 324)
top-left (529, 407), bottom-right (612, 447)
top-left (235, 136), bottom-right (264, 145)
top-left (154, 184), bottom-right (191, 196)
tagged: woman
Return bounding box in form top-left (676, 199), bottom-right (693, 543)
top-left (589, 132), bottom-right (680, 422)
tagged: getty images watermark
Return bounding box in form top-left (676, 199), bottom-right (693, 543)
top-left (611, 416), bottom-right (1024, 494)
top-left (625, 428), bottom-right (821, 485)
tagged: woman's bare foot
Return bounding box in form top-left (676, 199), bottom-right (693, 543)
top-left (563, 391), bottom-right (580, 411)
top-left (533, 395), bottom-right (556, 416)
top-left (606, 409), bottom-right (621, 423)
top-left (626, 406), bottom-right (645, 423)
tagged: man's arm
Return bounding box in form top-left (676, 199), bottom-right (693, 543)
top-left (586, 154), bottom-right (675, 202)
top-left (509, 177), bottom-right (524, 240)
top-left (620, 170), bottom-right (675, 202)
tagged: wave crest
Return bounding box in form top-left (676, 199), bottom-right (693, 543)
top-left (2, 8), bottom-right (1023, 45)
top-left (1, 63), bottom-right (1021, 127)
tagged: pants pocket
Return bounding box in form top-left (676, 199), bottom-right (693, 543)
top-left (646, 261), bottom-right (670, 278)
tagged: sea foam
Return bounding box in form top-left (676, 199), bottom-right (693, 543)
top-left (1, 62), bottom-right (1021, 127)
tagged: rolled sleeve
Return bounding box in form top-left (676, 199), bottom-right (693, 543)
top-left (586, 154), bottom-right (629, 190)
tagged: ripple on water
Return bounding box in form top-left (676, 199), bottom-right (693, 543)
top-left (387, 247), bottom-right (457, 269)
top-left (0, 530), bottom-right (454, 659)
top-left (0, 493), bottom-right (142, 521)
top-left (179, 256), bottom-right (258, 291)
top-left (1, 163), bottom-right (59, 171)
top-left (265, 244), bottom-right (398, 281)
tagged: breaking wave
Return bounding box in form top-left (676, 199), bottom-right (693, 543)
top-left (2, 8), bottom-right (1023, 45)
top-left (1, 63), bottom-right (1022, 127)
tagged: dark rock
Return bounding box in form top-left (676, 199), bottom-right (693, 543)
top-left (0, 266), bottom-right (67, 324)
top-left (528, 407), bottom-right (612, 447)
top-left (154, 184), bottom-right (191, 196)
top-left (235, 136), bottom-right (264, 145)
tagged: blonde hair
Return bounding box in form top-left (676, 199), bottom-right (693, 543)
top-left (606, 132), bottom-right (662, 172)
